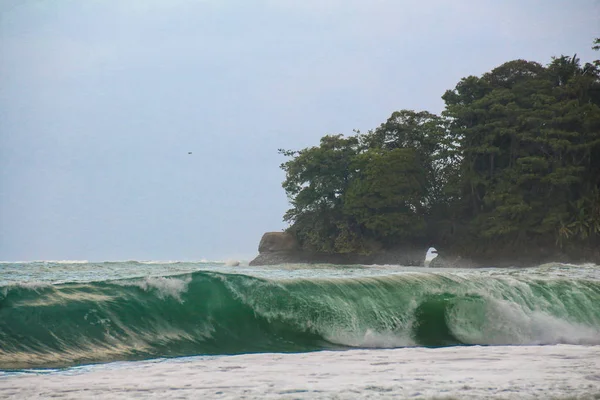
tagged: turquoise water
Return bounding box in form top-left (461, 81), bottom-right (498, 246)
top-left (1, 261), bottom-right (599, 370)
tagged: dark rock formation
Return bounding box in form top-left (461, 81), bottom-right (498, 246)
top-left (249, 232), bottom-right (302, 266)
top-left (429, 243), bottom-right (600, 268)
top-left (249, 232), bottom-right (428, 266)
top-left (250, 231), bottom-right (600, 267)
top-left (258, 232), bottom-right (299, 253)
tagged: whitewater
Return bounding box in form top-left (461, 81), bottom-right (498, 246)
top-left (1, 260), bottom-right (599, 399)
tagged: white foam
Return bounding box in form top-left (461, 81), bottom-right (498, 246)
top-left (118, 277), bottom-right (192, 302)
top-left (138, 260), bottom-right (181, 265)
top-left (423, 247), bottom-right (438, 267)
top-left (2, 281), bottom-right (52, 290)
top-left (1, 345), bottom-right (598, 399)
top-left (325, 328), bottom-right (416, 348)
top-left (0, 260), bottom-right (90, 264)
top-left (0, 281), bottom-right (53, 298)
top-left (42, 260), bottom-right (90, 264)
top-left (448, 295), bottom-right (600, 345)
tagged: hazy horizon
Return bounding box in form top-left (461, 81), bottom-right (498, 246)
top-left (1, 0), bottom-right (599, 261)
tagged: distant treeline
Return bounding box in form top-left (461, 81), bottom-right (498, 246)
top-left (279, 39), bottom-right (600, 255)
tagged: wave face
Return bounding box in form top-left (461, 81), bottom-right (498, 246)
top-left (1, 271), bottom-right (600, 369)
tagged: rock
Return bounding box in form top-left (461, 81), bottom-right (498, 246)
top-left (249, 232), bottom-right (302, 266)
top-left (249, 252), bottom-right (303, 266)
top-left (258, 232), bottom-right (299, 253)
top-left (249, 230), bottom-right (600, 267)
top-left (430, 242), bottom-right (600, 268)
top-left (249, 232), bottom-right (428, 266)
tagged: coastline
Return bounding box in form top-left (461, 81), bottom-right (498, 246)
top-left (249, 232), bottom-right (600, 268)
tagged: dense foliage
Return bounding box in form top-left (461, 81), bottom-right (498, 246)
top-left (280, 40), bottom-right (600, 254)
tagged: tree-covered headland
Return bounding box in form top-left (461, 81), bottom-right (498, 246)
top-left (279, 40), bottom-right (600, 262)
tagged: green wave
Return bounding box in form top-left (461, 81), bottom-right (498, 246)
top-left (1, 271), bottom-right (599, 369)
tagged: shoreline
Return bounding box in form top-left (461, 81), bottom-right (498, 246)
top-left (249, 232), bottom-right (600, 268)
top-left (2, 345), bottom-right (599, 399)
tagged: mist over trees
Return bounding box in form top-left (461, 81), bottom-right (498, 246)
top-left (279, 39), bottom-right (600, 255)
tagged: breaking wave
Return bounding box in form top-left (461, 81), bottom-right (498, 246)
top-left (1, 271), bottom-right (599, 369)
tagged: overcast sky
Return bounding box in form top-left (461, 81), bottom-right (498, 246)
top-left (1, 0), bottom-right (598, 261)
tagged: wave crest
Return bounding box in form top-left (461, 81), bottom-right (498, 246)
top-left (1, 271), bottom-right (599, 369)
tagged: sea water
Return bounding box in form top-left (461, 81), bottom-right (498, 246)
top-left (0, 260), bottom-right (599, 399)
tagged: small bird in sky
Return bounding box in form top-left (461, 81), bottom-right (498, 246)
top-left (188, 152), bottom-right (192, 155)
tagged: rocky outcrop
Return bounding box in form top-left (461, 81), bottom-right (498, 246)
top-left (258, 232), bottom-right (300, 253)
top-left (249, 232), bottom-right (302, 266)
top-left (250, 231), bottom-right (600, 267)
top-left (429, 243), bottom-right (600, 268)
top-left (249, 232), bottom-right (428, 266)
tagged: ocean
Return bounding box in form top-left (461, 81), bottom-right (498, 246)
top-left (0, 260), bottom-right (599, 399)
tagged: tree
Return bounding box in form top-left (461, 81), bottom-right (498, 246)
top-left (279, 134), bottom-right (361, 252)
top-left (362, 110), bottom-right (456, 208)
top-left (278, 41), bottom-right (600, 257)
top-left (344, 147), bottom-right (428, 245)
top-left (442, 55), bottom-right (600, 248)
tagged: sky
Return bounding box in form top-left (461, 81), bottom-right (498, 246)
top-left (1, 0), bottom-right (599, 261)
